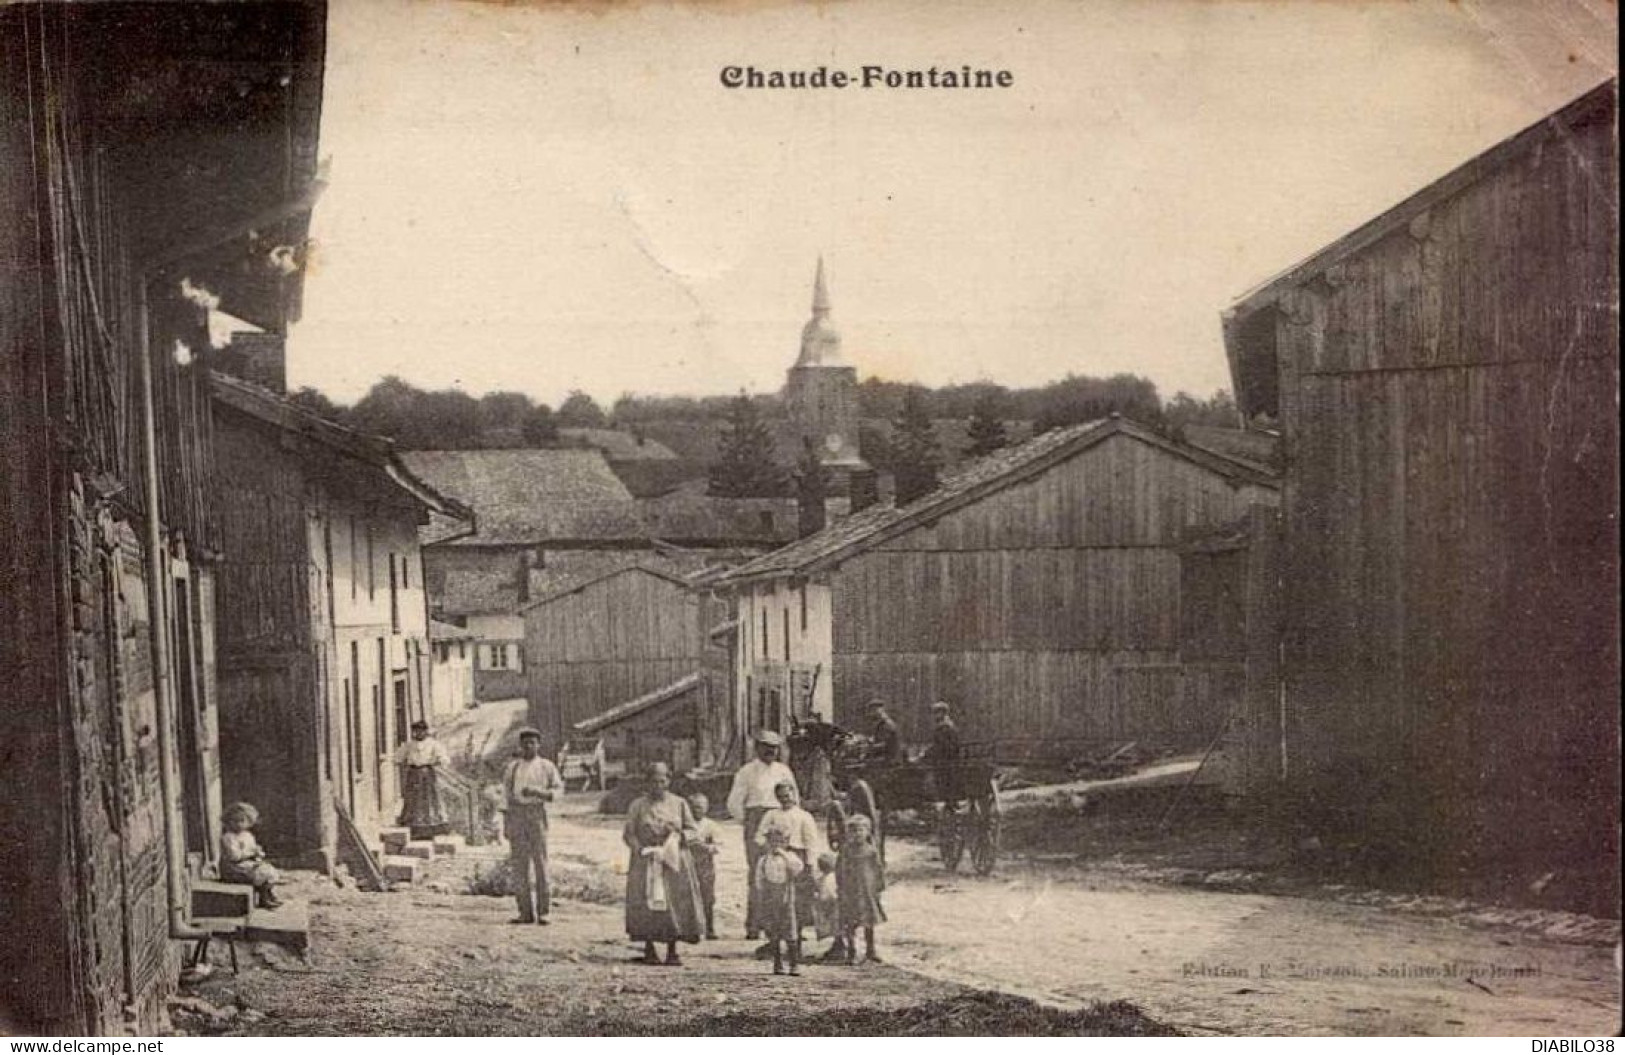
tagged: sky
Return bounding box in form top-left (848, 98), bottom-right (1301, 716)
top-left (288, 0), bottom-right (1617, 408)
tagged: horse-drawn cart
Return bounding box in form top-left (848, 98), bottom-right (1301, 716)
top-left (792, 722), bottom-right (1003, 875)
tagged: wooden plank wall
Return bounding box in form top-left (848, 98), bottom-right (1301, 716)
top-left (524, 571), bottom-right (707, 743)
top-left (212, 411), bottom-right (313, 655)
top-left (1274, 98), bottom-right (1619, 864)
top-left (832, 434), bottom-right (1275, 756)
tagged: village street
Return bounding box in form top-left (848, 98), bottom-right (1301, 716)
top-left (188, 793), bottom-right (1621, 1037)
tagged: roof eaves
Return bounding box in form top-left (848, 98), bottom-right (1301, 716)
top-left (1226, 78), bottom-right (1617, 324)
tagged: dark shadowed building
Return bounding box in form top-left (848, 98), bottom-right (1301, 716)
top-left (1222, 80), bottom-right (1619, 905)
top-left (210, 374), bottom-right (467, 869)
top-left (0, 2), bottom-right (323, 1034)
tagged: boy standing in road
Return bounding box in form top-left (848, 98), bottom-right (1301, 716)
top-left (504, 727), bottom-right (564, 924)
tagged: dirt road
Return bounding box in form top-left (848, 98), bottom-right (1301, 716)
top-left (188, 793), bottom-right (1618, 1036)
top-left (547, 796), bottom-right (1620, 1037)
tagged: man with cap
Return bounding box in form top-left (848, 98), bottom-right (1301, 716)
top-left (503, 727), bottom-right (564, 924)
top-left (727, 729), bottom-right (798, 940)
top-left (867, 699), bottom-right (901, 763)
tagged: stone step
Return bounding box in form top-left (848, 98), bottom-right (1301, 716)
top-left (431, 834), bottom-right (465, 856)
top-left (190, 879), bottom-right (253, 919)
top-left (379, 827), bottom-right (412, 854)
top-left (244, 899), bottom-right (309, 952)
top-left (401, 840), bottom-right (436, 861)
top-left (380, 855), bottom-right (419, 883)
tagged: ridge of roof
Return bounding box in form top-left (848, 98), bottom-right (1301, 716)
top-left (716, 416), bottom-right (1278, 586)
top-left (1225, 78), bottom-right (1617, 323)
top-left (210, 371), bottom-right (471, 519)
top-left (518, 562), bottom-right (694, 614)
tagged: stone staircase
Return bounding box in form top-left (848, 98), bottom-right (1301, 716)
top-left (371, 827), bottom-right (477, 885)
top-left (188, 878), bottom-right (308, 955)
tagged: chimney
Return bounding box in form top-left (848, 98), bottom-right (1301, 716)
top-left (796, 481), bottom-right (827, 538)
top-left (848, 469), bottom-right (880, 513)
top-left (221, 331), bottom-right (287, 393)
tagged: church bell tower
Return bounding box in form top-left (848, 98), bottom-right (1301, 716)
top-left (784, 257), bottom-right (864, 473)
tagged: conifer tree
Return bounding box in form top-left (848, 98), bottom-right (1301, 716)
top-left (890, 389), bottom-right (942, 505)
top-left (707, 394), bottom-right (787, 497)
top-left (965, 389), bottom-right (1009, 459)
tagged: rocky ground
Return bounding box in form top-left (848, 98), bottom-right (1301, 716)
top-left (177, 793), bottom-right (1621, 1037)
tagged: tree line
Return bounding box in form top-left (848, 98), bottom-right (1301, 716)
top-left (290, 373), bottom-right (1244, 504)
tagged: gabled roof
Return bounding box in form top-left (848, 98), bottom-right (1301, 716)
top-left (716, 416), bottom-right (1278, 587)
top-left (401, 449), bottom-right (641, 545)
top-left (519, 563), bottom-right (693, 614)
top-left (572, 672), bottom-right (705, 734)
top-left (210, 372), bottom-right (470, 520)
top-left (1222, 79), bottom-right (1618, 418)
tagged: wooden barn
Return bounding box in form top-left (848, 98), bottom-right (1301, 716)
top-left (520, 565), bottom-right (730, 762)
top-left (210, 373), bottom-right (469, 868)
top-left (714, 417), bottom-right (1280, 761)
top-left (0, 3), bottom-right (324, 1034)
top-left (1222, 80), bottom-right (1619, 895)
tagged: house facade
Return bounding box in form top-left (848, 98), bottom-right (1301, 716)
top-left (211, 374), bottom-right (465, 869)
top-left (1222, 80), bottom-right (1618, 899)
top-left (717, 418), bottom-right (1279, 761)
top-left (428, 619), bottom-right (477, 721)
top-left (0, 2), bottom-right (324, 1035)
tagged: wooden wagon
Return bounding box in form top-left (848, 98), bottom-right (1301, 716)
top-left (793, 722), bottom-right (1003, 875)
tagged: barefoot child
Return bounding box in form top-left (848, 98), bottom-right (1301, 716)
top-left (687, 793), bottom-right (721, 940)
top-left (836, 813), bottom-right (886, 964)
top-left (753, 826), bottom-right (804, 975)
top-left (220, 802), bottom-right (282, 909)
top-left (811, 851), bottom-right (841, 954)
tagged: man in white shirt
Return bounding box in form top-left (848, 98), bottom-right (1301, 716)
top-left (727, 730), bottom-right (797, 939)
top-left (504, 727), bottom-right (564, 924)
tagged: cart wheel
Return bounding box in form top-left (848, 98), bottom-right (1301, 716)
top-left (938, 804), bottom-right (965, 873)
top-left (971, 782), bottom-right (1002, 876)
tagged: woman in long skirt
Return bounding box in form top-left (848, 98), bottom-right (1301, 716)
top-left (623, 761), bottom-right (705, 965)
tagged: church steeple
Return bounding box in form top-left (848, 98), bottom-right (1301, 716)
top-left (785, 257), bottom-right (864, 471)
top-left (796, 256), bottom-right (844, 367)
top-left (811, 255), bottom-right (831, 315)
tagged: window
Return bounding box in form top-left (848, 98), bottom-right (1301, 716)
top-left (490, 643), bottom-right (510, 670)
top-left (402, 554), bottom-right (410, 590)
top-left (799, 582), bottom-right (808, 633)
top-left (366, 525), bottom-right (376, 599)
top-left (389, 554), bottom-right (400, 632)
top-left (782, 608), bottom-right (790, 662)
top-left (760, 606), bottom-right (768, 658)
top-left (349, 641), bottom-right (362, 774)
top-left (349, 517), bottom-right (358, 600)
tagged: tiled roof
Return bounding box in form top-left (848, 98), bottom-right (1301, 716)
top-left (573, 672), bottom-right (705, 734)
top-left (558, 428), bottom-right (680, 462)
top-left (434, 567), bottom-right (523, 617)
top-left (717, 417), bottom-right (1279, 586)
top-left (210, 373), bottom-right (470, 520)
top-left (401, 449), bottom-right (640, 544)
top-left (641, 493), bottom-right (802, 544)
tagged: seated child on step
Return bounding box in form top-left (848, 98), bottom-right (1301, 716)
top-left (220, 801), bottom-right (282, 909)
